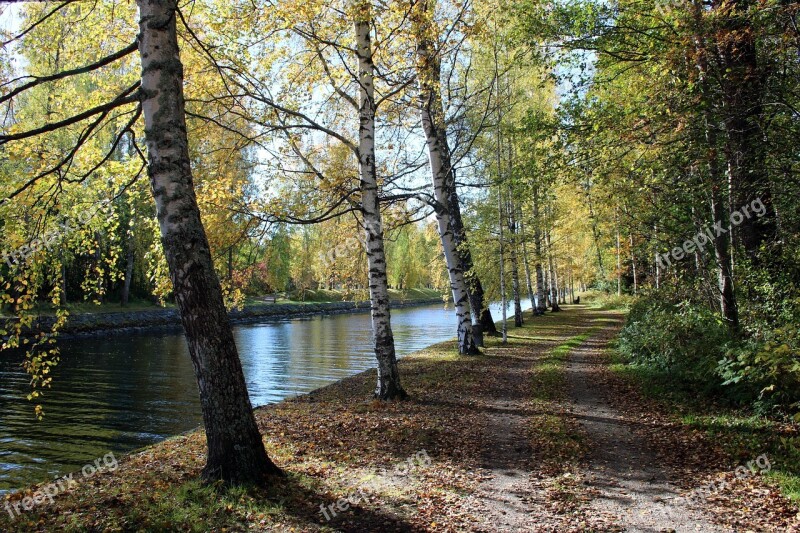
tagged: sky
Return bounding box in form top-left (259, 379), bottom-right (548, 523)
top-left (0, 3), bottom-right (22, 33)
top-left (1, 3), bottom-right (24, 73)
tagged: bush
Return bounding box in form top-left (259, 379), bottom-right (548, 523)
top-left (736, 262), bottom-right (800, 334)
top-left (717, 262), bottom-right (800, 416)
top-left (618, 297), bottom-right (731, 382)
top-left (619, 293), bottom-right (800, 416)
top-left (719, 325), bottom-right (800, 416)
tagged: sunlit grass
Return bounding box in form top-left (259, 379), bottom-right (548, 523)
top-left (610, 347), bottom-right (800, 503)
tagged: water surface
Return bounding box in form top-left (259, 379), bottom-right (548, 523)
top-left (0, 302), bottom-right (513, 492)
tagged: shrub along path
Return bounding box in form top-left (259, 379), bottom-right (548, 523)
top-left (1, 305), bottom-right (796, 531)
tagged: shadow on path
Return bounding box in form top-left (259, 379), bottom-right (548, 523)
top-left (565, 319), bottom-right (728, 532)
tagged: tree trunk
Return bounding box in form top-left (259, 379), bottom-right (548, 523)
top-left (507, 198), bottom-right (523, 326)
top-left (448, 172), bottom-right (497, 337)
top-left (712, 186), bottom-right (740, 332)
top-left (654, 224), bottom-right (661, 289)
top-left (694, 0), bottom-right (740, 333)
top-left (630, 234), bottom-right (638, 294)
top-left (570, 268), bottom-right (575, 303)
top-left (355, 6), bottom-right (406, 400)
top-left (520, 218), bottom-right (536, 312)
top-left (546, 227), bottom-right (560, 312)
top-left (413, 0), bottom-right (477, 354)
top-left (415, 24), bottom-right (494, 338)
top-left (615, 215), bottom-right (622, 297)
top-left (498, 185), bottom-right (508, 344)
top-left (585, 183), bottom-right (606, 279)
top-left (715, 0), bottom-right (776, 262)
top-left (136, 0), bottom-right (280, 486)
top-left (122, 244), bottom-right (134, 307)
top-left (706, 102), bottom-right (740, 333)
top-left (532, 187), bottom-right (547, 315)
top-left (467, 275), bottom-right (495, 340)
top-left (545, 265), bottom-right (552, 307)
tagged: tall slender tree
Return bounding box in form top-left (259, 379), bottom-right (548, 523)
top-left (412, 0), bottom-right (478, 355)
top-left (136, 0), bottom-right (281, 485)
top-left (355, 0), bottom-right (407, 399)
top-left (508, 195), bottom-right (523, 326)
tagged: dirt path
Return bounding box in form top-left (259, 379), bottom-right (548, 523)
top-left (471, 307), bottom-right (729, 532)
top-left (468, 309), bottom-right (612, 532)
top-left (564, 319), bottom-right (726, 532)
top-left (472, 342), bottom-right (538, 532)
top-left (469, 339), bottom-right (563, 532)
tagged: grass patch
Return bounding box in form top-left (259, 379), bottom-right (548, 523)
top-left (528, 328), bottom-right (599, 462)
top-left (532, 333), bottom-right (592, 403)
top-left (610, 347), bottom-right (800, 502)
top-left (581, 290), bottom-right (635, 311)
top-left (284, 287), bottom-right (444, 304)
top-left (551, 333), bottom-right (593, 361)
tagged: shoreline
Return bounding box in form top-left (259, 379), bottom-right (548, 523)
top-left (1, 297), bottom-right (447, 338)
top-left (0, 295), bottom-right (451, 497)
top-left (0, 306), bottom-right (598, 530)
top-left (0, 323), bottom-right (459, 499)
top-left (0, 333), bottom-right (433, 498)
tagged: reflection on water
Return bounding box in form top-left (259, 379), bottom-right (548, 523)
top-left (0, 302), bottom-right (517, 493)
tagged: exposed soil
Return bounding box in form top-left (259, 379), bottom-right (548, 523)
top-left (565, 324), bottom-right (725, 532)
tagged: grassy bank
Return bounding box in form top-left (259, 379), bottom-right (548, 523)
top-left (0, 308), bottom-right (597, 532)
top-left (279, 288), bottom-right (445, 304)
top-left (1, 288), bottom-right (445, 318)
top-left (610, 352), bottom-right (800, 503)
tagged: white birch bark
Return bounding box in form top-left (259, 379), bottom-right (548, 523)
top-left (354, 4), bottom-right (406, 399)
top-left (508, 197), bottom-right (523, 326)
top-left (498, 186), bottom-right (508, 344)
top-left (412, 0), bottom-right (477, 354)
top-left (533, 187), bottom-right (547, 314)
top-left (546, 226), bottom-right (560, 312)
top-left (520, 218), bottom-right (536, 312)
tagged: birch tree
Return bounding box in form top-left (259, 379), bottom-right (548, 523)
top-left (135, 0), bottom-right (281, 485)
top-left (411, 0), bottom-right (478, 354)
top-left (0, 0), bottom-right (282, 485)
top-left (355, 1), bottom-right (407, 399)
top-left (203, 0), bottom-right (417, 394)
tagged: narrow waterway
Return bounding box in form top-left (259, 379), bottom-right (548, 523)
top-left (0, 302), bottom-right (514, 493)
